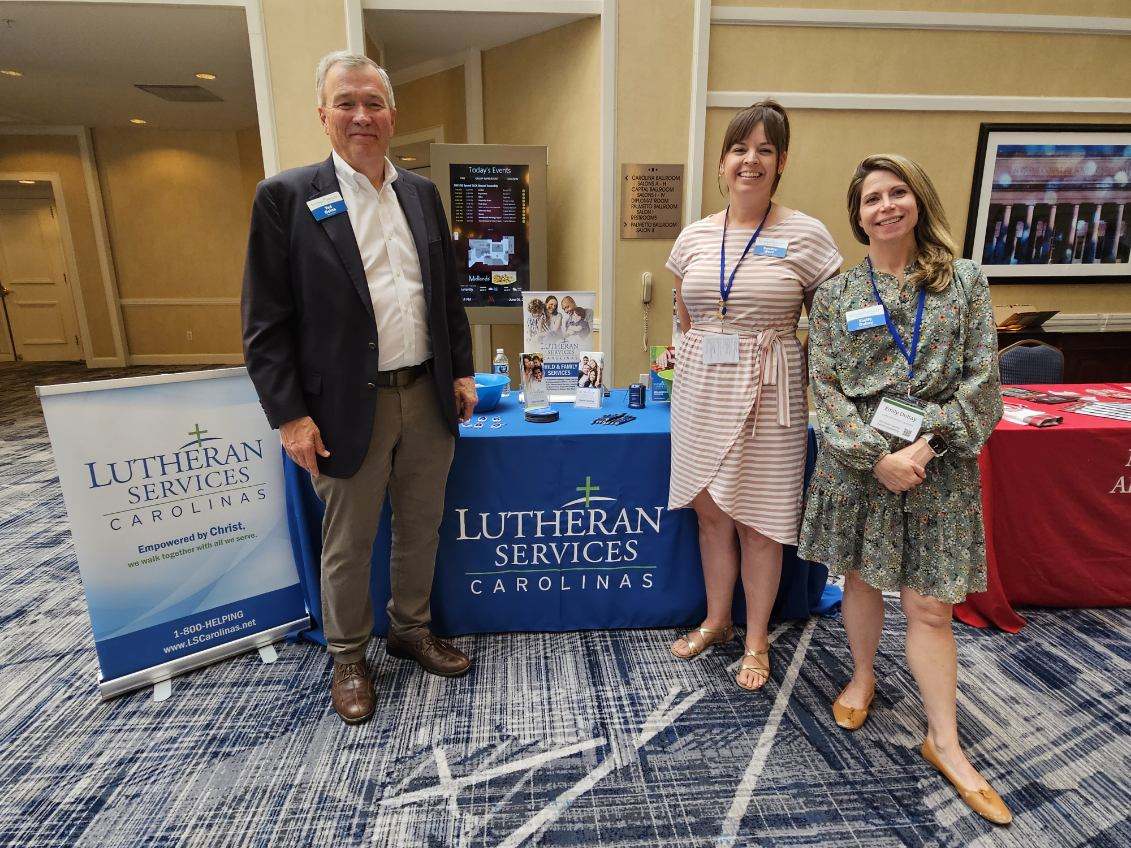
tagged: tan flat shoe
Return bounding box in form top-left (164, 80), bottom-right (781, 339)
top-left (921, 739), bottom-right (1013, 826)
top-left (670, 624), bottom-right (734, 659)
top-left (736, 647), bottom-right (770, 691)
top-left (832, 684), bottom-right (875, 731)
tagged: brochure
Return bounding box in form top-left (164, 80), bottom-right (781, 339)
top-left (519, 352), bottom-right (549, 410)
top-left (1002, 404), bottom-right (1062, 427)
top-left (575, 351), bottom-right (604, 409)
top-left (649, 345), bottom-right (675, 402)
top-left (523, 291), bottom-right (596, 401)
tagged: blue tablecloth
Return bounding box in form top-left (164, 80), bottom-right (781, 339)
top-left (285, 390), bottom-right (839, 643)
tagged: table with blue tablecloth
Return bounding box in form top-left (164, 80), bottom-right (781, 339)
top-left (285, 389), bottom-right (839, 644)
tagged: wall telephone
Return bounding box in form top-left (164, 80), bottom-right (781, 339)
top-left (641, 271), bottom-right (653, 351)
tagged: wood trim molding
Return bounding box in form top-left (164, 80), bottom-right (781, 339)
top-left (119, 298), bottom-right (240, 306)
top-left (710, 7), bottom-right (1131, 36)
top-left (599, 0), bottom-right (617, 379)
top-left (129, 353), bottom-right (244, 365)
top-left (685, 0), bottom-right (711, 225)
top-left (363, 0), bottom-right (601, 12)
top-left (706, 92), bottom-right (1131, 114)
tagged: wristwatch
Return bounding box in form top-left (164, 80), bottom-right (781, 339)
top-left (924, 433), bottom-right (949, 457)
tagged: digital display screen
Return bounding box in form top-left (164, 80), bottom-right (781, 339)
top-left (449, 163), bottom-right (530, 307)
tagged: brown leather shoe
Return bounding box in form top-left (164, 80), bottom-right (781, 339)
top-left (330, 660), bottom-right (375, 725)
top-left (386, 631), bottom-right (471, 677)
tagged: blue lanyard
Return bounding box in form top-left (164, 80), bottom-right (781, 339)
top-left (718, 204), bottom-right (771, 317)
top-left (866, 256), bottom-right (926, 381)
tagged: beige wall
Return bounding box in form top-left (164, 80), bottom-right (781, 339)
top-left (483, 17), bottom-right (602, 361)
top-left (93, 127), bottom-right (263, 356)
top-left (0, 134), bottom-right (116, 358)
top-left (615, 0), bottom-right (695, 384)
top-left (704, 22), bottom-right (1131, 314)
top-left (394, 66), bottom-right (467, 143)
top-left (261, 0), bottom-right (346, 170)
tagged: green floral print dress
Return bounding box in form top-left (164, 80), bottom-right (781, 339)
top-left (798, 258), bottom-right (1004, 604)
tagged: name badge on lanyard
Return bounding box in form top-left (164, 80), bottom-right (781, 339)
top-left (865, 257), bottom-right (927, 441)
top-left (307, 192), bottom-right (347, 221)
top-left (702, 332), bottom-right (740, 365)
top-left (870, 394), bottom-right (925, 441)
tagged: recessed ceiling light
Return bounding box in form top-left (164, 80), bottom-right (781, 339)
top-left (194, 72), bottom-right (217, 81)
top-left (18, 180), bottom-right (36, 185)
top-left (397, 154), bottom-right (417, 162)
top-left (1, 69), bottom-right (22, 78)
top-left (129, 118), bottom-right (148, 125)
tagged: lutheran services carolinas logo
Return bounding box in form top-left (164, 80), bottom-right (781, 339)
top-left (82, 422), bottom-right (269, 532)
top-left (454, 476), bottom-right (662, 596)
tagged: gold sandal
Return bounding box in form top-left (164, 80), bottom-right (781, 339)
top-left (670, 624), bottom-right (734, 659)
top-left (736, 647), bottom-right (770, 691)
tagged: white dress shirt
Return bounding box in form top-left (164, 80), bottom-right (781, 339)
top-left (332, 151), bottom-right (432, 371)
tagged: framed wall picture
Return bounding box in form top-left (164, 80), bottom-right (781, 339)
top-left (963, 123), bottom-right (1131, 284)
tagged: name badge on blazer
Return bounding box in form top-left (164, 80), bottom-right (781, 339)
top-left (845, 304), bottom-right (885, 332)
top-left (306, 192), bottom-right (347, 221)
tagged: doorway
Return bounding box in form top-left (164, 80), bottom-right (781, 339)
top-left (0, 189), bottom-right (83, 362)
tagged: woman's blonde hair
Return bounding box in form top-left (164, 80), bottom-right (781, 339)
top-left (847, 154), bottom-right (957, 293)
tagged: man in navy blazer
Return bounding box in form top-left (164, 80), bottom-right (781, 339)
top-left (242, 51), bottom-right (477, 725)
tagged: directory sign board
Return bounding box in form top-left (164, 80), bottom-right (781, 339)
top-left (431, 145), bottom-right (548, 324)
top-left (451, 163), bottom-right (530, 308)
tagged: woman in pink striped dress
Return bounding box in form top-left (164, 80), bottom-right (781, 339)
top-left (665, 101), bottom-right (841, 690)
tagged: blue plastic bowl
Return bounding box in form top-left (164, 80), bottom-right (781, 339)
top-left (473, 372), bottom-right (510, 413)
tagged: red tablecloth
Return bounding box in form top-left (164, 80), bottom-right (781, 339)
top-left (955, 383), bottom-right (1131, 631)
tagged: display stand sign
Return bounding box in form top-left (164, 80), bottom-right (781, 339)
top-left (37, 368), bottom-right (309, 699)
top-left (523, 290), bottom-right (596, 401)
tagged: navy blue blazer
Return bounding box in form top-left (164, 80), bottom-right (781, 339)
top-left (241, 155), bottom-right (473, 478)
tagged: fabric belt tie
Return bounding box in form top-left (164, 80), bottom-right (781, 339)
top-left (374, 360), bottom-right (431, 388)
top-left (752, 328), bottom-right (791, 432)
top-left (688, 324), bottom-right (793, 431)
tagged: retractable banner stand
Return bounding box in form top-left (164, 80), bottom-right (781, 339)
top-left (37, 368), bottom-right (309, 699)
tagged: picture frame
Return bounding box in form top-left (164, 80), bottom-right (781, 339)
top-left (963, 123), bottom-right (1131, 284)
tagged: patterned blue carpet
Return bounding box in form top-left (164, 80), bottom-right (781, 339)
top-left (1, 363), bottom-right (1129, 847)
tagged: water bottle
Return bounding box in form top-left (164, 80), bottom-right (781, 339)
top-left (493, 348), bottom-right (511, 396)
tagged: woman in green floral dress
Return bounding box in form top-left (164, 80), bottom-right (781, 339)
top-left (798, 154), bottom-right (1011, 826)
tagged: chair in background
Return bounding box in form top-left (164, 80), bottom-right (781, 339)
top-left (998, 339), bottom-right (1065, 384)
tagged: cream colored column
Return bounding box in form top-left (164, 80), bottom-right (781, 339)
top-left (261, 0), bottom-right (348, 171)
top-left (612, 0), bottom-right (694, 386)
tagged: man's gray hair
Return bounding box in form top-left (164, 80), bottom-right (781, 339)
top-left (314, 51), bottom-right (395, 108)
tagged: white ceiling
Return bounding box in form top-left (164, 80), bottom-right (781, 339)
top-left (0, 3), bottom-right (258, 130)
top-left (365, 10), bottom-right (591, 75)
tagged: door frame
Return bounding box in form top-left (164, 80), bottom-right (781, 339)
top-left (0, 172), bottom-right (88, 363)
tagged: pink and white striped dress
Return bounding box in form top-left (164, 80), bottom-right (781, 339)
top-left (665, 211), bottom-right (842, 544)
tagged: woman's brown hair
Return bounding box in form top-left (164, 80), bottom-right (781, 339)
top-left (847, 153), bottom-right (958, 293)
top-left (718, 99), bottom-right (790, 195)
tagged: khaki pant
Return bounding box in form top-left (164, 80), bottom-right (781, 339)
top-left (312, 376), bottom-right (455, 663)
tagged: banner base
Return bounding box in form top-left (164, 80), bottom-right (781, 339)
top-left (98, 617), bottom-right (308, 701)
